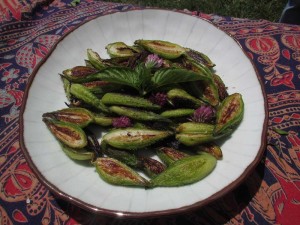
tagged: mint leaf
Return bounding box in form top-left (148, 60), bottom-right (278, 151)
top-left (134, 63), bottom-right (152, 95)
top-left (150, 68), bottom-right (211, 90)
top-left (94, 67), bottom-right (139, 89)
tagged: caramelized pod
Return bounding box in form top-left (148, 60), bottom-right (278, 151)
top-left (94, 157), bottom-right (148, 187)
top-left (214, 93), bottom-right (244, 135)
top-left (102, 128), bottom-right (173, 150)
top-left (43, 107), bottom-right (94, 128)
top-left (43, 118), bottom-right (87, 149)
top-left (135, 40), bottom-right (185, 59)
top-left (157, 147), bottom-right (189, 166)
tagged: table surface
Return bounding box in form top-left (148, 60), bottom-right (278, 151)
top-left (1, 1), bottom-right (300, 224)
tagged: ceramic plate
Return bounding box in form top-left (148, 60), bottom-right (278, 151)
top-left (20, 9), bottom-right (267, 218)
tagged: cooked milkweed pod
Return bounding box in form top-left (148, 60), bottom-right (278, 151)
top-left (43, 118), bottom-right (87, 149)
top-left (70, 83), bottom-right (109, 113)
top-left (103, 147), bottom-right (139, 167)
top-left (82, 81), bottom-right (122, 95)
top-left (199, 80), bottom-right (220, 107)
top-left (61, 144), bottom-right (95, 161)
top-left (93, 113), bottom-right (114, 126)
top-left (167, 88), bottom-right (205, 108)
top-left (106, 42), bottom-right (141, 58)
top-left (109, 106), bottom-right (170, 122)
top-left (184, 48), bottom-right (215, 68)
top-left (176, 133), bottom-right (214, 146)
top-left (134, 40), bottom-right (185, 59)
top-left (102, 93), bottom-right (161, 110)
top-left (94, 157), bottom-right (148, 187)
top-left (212, 74), bottom-right (228, 101)
top-left (87, 48), bottom-right (106, 70)
top-left (197, 142), bottom-right (223, 160)
top-left (214, 93), bottom-right (244, 135)
top-left (102, 128), bottom-right (173, 150)
top-left (176, 122), bottom-right (215, 134)
top-left (42, 107), bottom-right (94, 128)
top-left (157, 147), bottom-right (189, 166)
top-left (160, 108), bottom-right (194, 118)
top-left (62, 66), bottom-right (98, 82)
top-left (150, 152), bottom-right (217, 187)
top-left (137, 156), bottom-right (166, 178)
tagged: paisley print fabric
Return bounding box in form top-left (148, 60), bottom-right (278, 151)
top-left (0, 1), bottom-right (299, 224)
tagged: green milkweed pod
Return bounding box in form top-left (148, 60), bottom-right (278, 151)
top-left (70, 83), bottom-right (109, 113)
top-left (102, 93), bottom-right (161, 110)
top-left (157, 147), bottom-right (189, 166)
top-left (106, 42), bottom-right (141, 58)
top-left (134, 40), bottom-right (185, 59)
top-left (150, 152), bottom-right (217, 187)
top-left (102, 128), bottom-right (173, 150)
top-left (94, 157), bottom-right (149, 187)
top-left (61, 144), bottom-right (95, 161)
top-left (42, 107), bottom-right (94, 128)
top-left (167, 88), bottom-right (205, 109)
top-left (214, 93), bottom-right (244, 135)
top-left (43, 118), bottom-right (87, 149)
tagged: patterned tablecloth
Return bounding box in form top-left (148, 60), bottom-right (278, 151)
top-left (1, 0), bottom-right (300, 224)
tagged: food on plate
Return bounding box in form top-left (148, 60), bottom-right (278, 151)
top-left (42, 40), bottom-right (244, 188)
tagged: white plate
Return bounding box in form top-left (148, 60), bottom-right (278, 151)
top-left (20, 9), bottom-right (267, 218)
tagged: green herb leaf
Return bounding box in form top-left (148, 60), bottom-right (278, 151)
top-left (150, 68), bottom-right (211, 91)
top-left (94, 67), bottom-right (141, 92)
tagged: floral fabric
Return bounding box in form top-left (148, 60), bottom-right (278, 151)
top-left (0, 1), bottom-right (300, 224)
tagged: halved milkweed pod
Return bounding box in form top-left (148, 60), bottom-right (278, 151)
top-left (199, 80), bottom-right (220, 107)
top-left (43, 118), bottom-right (87, 149)
top-left (101, 128), bottom-right (173, 150)
top-left (197, 142), bottom-right (223, 160)
top-left (214, 93), bottom-right (244, 135)
top-left (150, 152), bottom-right (217, 187)
top-left (167, 88), bottom-right (205, 109)
top-left (61, 144), bottom-right (95, 161)
top-left (70, 83), bottom-right (109, 113)
top-left (106, 42), bottom-right (141, 58)
top-left (87, 48), bottom-right (107, 70)
top-left (102, 93), bottom-right (161, 110)
top-left (157, 147), bottom-right (189, 166)
top-left (184, 48), bottom-right (215, 68)
top-left (160, 108), bottom-right (194, 118)
top-left (134, 40), bottom-right (185, 59)
top-left (94, 157), bottom-right (149, 187)
top-left (212, 74), bottom-right (228, 101)
top-left (109, 106), bottom-right (170, 122)
top-left (82, 81), bottom-right (122, 95)
top-left (42, 107), bottom-right (94, 128)
top-left (62, 66), bottom-right (98, 82)
top-left (137, 156), bottom-right (166, 178)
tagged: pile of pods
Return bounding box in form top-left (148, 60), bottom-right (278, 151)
top-left (42, 40), bottom-right (244, 188)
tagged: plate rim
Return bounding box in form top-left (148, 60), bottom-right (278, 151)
top-left (19, 8), bottom-right (269, 218)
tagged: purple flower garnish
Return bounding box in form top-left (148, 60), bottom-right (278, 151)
top-left (149, 92), bottom-right (168, 106)
top-left (145, 54), bottom-right (164, 69)
top-left (191, 105), bottom-right (215, 123)
top-left (112, 116), bottom-right (132, 128)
